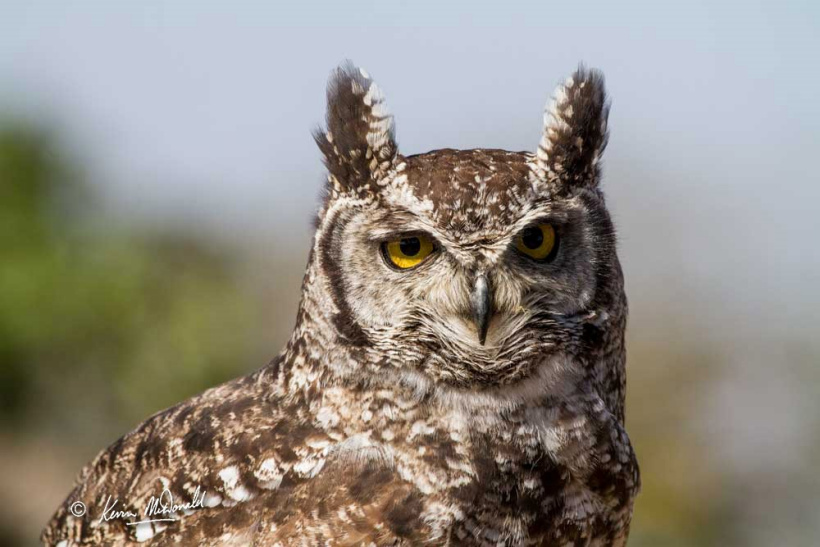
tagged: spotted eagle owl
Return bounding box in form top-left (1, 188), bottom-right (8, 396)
top-left (43, 63), bottom-right (639, 546)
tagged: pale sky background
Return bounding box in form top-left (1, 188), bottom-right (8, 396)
top-left (1, 1), bottom-right (818, 344)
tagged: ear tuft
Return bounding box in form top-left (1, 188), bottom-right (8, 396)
top-left (314, 62), bottom-right (399, 192)
top-left (535, 65), bottom-right (610, 192)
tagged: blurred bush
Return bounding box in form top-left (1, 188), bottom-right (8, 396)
top-left (0, 124), bottom-right (267, 442)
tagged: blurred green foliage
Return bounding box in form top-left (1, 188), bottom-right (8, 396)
top-left (0, 125), bottom-right (265, 441)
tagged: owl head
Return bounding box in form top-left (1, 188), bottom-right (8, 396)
top-left (307, 63), bottom-right (623, 391)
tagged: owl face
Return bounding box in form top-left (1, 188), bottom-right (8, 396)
top-left (313, 64), bottom-right (619, 388)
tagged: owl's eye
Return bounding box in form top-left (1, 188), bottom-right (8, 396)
top-left (515, 223), bottom-right (559, 262)
top-left (382, 234), bottom-right (435, 270)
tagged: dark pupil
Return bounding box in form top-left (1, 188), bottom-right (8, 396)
top-left (522, 227), bottom-right (544, 249)
top-left (400, 237), bottom-right (421, 256)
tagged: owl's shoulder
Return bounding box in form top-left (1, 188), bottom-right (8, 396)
top-left (41, 361), bottom-right (325, 545)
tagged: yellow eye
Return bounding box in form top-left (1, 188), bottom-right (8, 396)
top-left (382, 234), bottom-right (435, 270)
top-left (515, 223), bottom-right (558, 261)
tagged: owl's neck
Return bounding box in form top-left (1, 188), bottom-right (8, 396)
top-left (272, 323), bottom-right (614, 483)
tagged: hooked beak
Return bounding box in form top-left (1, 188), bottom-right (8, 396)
top-left (471, 274), bottom-right (492, 345)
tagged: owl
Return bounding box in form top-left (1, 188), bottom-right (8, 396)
top-left (43, 63), bottom-right (639, 546)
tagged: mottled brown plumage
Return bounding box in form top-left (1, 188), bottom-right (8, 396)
top-left (43, 63), bottom-right (639, 546)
